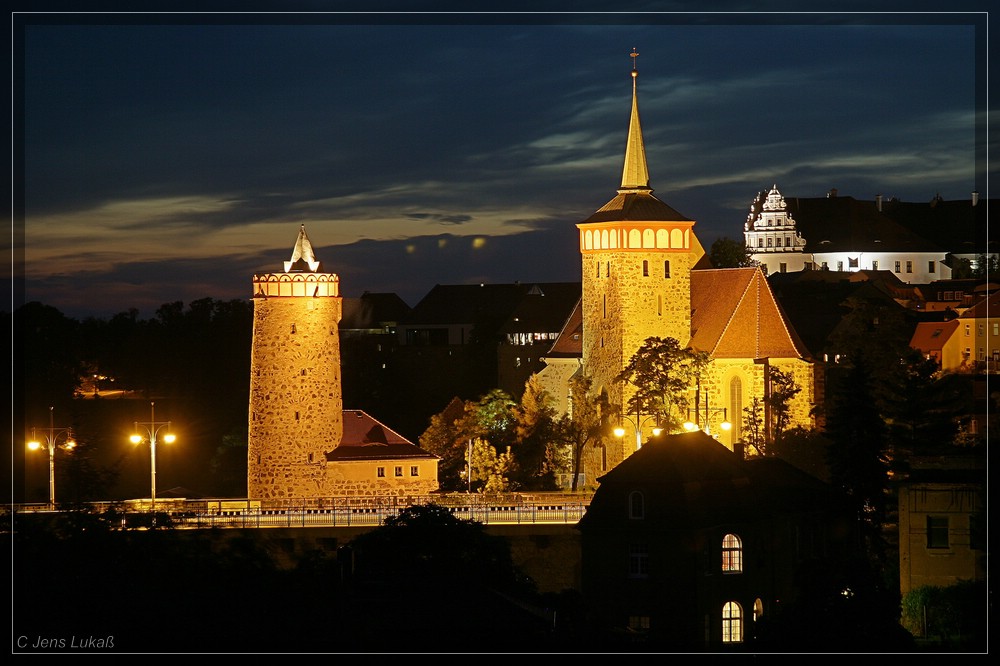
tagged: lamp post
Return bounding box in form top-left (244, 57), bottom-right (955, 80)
top-left (129, 401), bottom-right (176, 513)
top-left (614, 402), bottom-right (662, 451)
top-left (26, 406), bottom-right (75, 508)
top-left (683, 389), bottom-right (732, 437)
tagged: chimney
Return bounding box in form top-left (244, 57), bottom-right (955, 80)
top-left (972, 191), bottom-right (979, 207)
top-left (734, 441), bottom-right (745, 460)
top-left (876, 194), bottom-right (882, 212)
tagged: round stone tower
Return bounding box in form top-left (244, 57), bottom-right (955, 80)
top-left (247, 225), bottom-right (343, 499)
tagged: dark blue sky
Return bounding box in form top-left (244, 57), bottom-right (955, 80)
top-left (13, 7), bottom-right (993, 318)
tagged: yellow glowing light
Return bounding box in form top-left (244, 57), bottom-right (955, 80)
top-left (163, 433), bottom-right (177, 444)
top-left (683, 421), bottom-right (698, 431)
top-left (27, 440), bottom-right (41, 451)
top-left (472, 237), bottom-right (486, 249)
top-left (613, 426), bottom-right (626, 438)
top-left (130, 434), bottom-right (143, 444)
top-left (405, 244), bottom-right (416, 254)
top-left (720, 421), bottom-right (732, 431)
top-left (437, 238), bottom-right (447, 249)
top-left (652, 428), bottom-right (663, 436)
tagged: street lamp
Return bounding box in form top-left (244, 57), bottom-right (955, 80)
top-left (683, 391), bottom-right (732, 437)
top-left (614, 403), bottom-right (662, 451)
top-left (26, 406), bottom-right (76, 508)
top-left (129, 401), bottom-right (176, 513)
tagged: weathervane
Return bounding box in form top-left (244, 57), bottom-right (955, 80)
top-left (630, 47), bottom-right (639, 70)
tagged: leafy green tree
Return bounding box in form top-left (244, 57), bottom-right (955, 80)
top-left (555, 374), bottom-right (610, 491)
top-left (709, 236), bottom-right (758, 268)
top-left (768, 366), bottom-right (801, 441)
top-left (824, 357), bottom-right (891, 563)
top-left (616, 337), bottom-right (706, 432)
top-left (419, 397), bottom-right (475, 490)
top-left (510, 375), bottom-right (560, 490)
top-left (880, 350), bottom-right (970, 459)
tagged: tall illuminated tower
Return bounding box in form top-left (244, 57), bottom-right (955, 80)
top-left (578, 50), bottom-right (702, 465)
top-left (247, 225), bottom-right (343, 499)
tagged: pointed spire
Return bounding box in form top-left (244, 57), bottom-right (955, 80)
top-left (284, 224), bottom-right (322, 272)
top-left (620, 48), bottom-right (651, 193)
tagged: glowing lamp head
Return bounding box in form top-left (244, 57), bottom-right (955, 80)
top-left (163, 433), bottom-right (176, 444)
top-left (27, 439), bottom-right (41, 451)
top-left (63, 438), bottom-right (77, 450)
top-left (720, 421), bottom-right (732, 431)
top-left (652, 427), bottom-right (663, 436)
top-left (613, 426), bottom-right (626, 438)
top-left (683, 421), bottom-right (698, 432)
top-left (130, 434), bottom-right (143, 444)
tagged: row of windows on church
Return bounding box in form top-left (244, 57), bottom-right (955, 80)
top-left (761, 259), bottom-right (932, 275)
top-left (596, 260), bottom-right (671, 278)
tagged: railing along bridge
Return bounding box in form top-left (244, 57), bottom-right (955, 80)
top-left (7, 492), bottom-right (593, 529)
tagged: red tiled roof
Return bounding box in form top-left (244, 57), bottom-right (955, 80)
top-left (909, 319), bottom-right (960, 353)
top-left (544, 299), bottom-right (583, 358)
top-left (690, 268), bottom-right (810, 359)
top-left (325, 410), bottom-right (438, 462)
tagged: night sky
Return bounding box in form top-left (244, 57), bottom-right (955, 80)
top-left (13, 5), bottom-right (993, 319)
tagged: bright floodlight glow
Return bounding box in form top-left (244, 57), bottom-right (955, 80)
top-left (64, 438), bottom-right (76, 450)
top-left (613, 427), bottom-right (626, 438)
top-left (27, 440), bottom-right (41, 450)
top-left (163, 433), bottom-right (177, 444)
top-left (683, 421), bottom-right (698, 431)
top-left (720, 421), bottom-right (732, 431)
top-left (652, 428), bottom-right (663, 436)
top-left (130, 434), bottom-right (143, 444)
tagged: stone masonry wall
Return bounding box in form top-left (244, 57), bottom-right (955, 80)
top-left (248, 295), bottom-right (344, 499)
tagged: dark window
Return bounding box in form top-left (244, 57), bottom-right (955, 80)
top-left (629, 491), bottom-right (644, 519)
top-left (927, 516), bottom-right (949, 549)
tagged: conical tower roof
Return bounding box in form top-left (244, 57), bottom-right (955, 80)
top-left (582, 49), bottom-right (691, 224)
top-left (284, 224), bottom-right (322, 272)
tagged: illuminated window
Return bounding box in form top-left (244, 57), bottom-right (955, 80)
top-left (628, 491), bottom-right (644, 519)
top-left (410, 466), bottom-right (419, 476)
top-left (754, 598), bottom-right (764, 622)
top-left (927, 516), bottom-right (949, 549)
top-left (642, 260), bottom-right (649, 277)
top-left (729, 377), bottom-right (743, 441)
top-left (394, 466), bottom-right (403, 477)
top-left (722, 602), bottom-right (743, 643)
top-left (628, 543), bottom-right (649, 578)
top-left (722, 533), bottom-right (743, 573)
top-left (377, 467), bottom-right (385, 478)
top-left (628, 616), bottom-right (650, 633)
top-left (993, 323), bottom-right (998, 336)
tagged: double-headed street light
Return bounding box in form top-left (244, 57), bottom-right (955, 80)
top-left (26, 406), bottom-right (76, 508)
top-left (614, 402), bottom-right (662, 451)
top-left (130, 401), bottom-right (176, 513)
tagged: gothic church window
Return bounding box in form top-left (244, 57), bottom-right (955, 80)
top-left (722, 602), bottom-right (743, 643)
top-left (722, 533), bottom-right (743, 572)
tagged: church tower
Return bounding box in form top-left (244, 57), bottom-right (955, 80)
top-left (578, 50), bottom-right (704, 466)
top-left (247, 225), bottom-right (343, 499)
